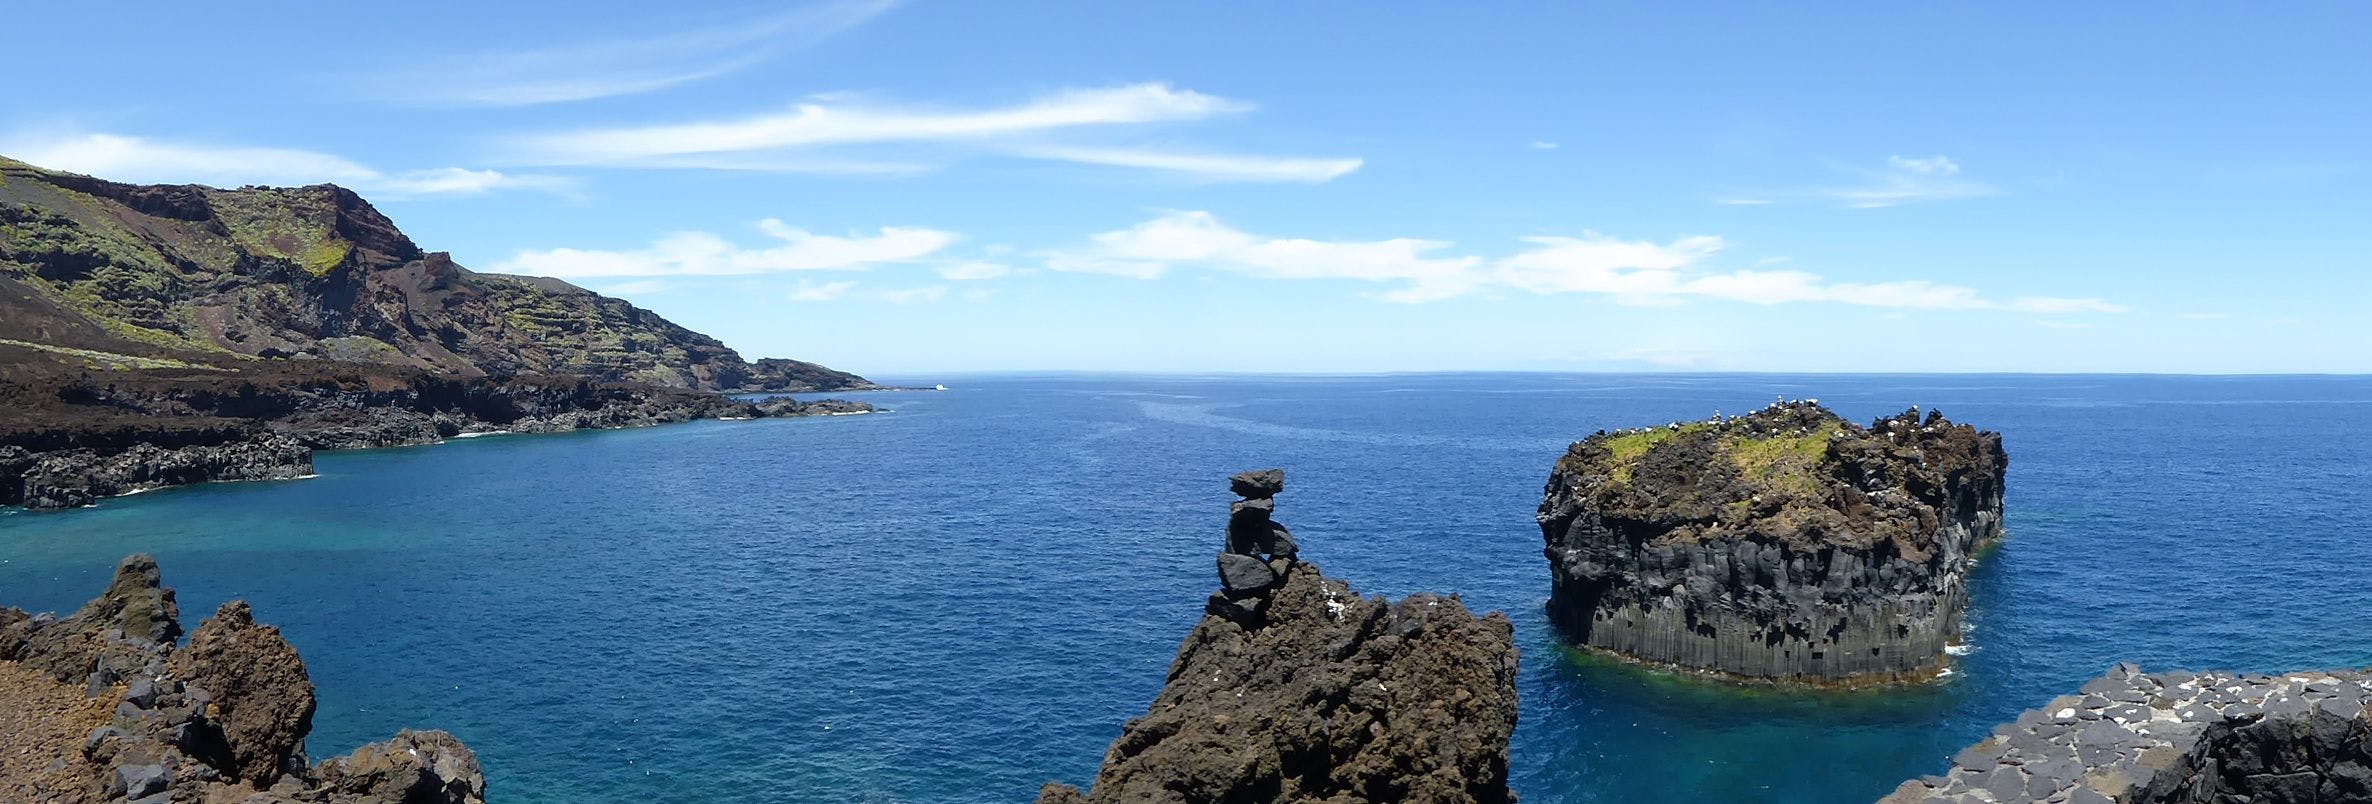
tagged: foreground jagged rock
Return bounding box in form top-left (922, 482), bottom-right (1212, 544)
top-left (0, 555), bottom-right (485, 803)
top-left (1538, 401), bottom-right (2006, 684)
top-left (1887, 663), bottom-right (2372, 803)
top-left (1040, 469), bottom-right (1519, 804)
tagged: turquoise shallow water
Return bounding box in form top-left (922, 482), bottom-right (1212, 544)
top-left (3, 373), bottom-right (2370, 802)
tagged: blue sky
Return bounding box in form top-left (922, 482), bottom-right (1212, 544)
top-left (4, 3), bottom-right (2367, 374)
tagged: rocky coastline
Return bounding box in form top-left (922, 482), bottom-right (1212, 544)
top-left (1039, 469), bottom-right (1520, 804)
top-left (0, 366), bottom-right (876, 511)
top-left (1537, 401), bottom-right (2006, 685)
top-left (1887, 663), bottom-right (2372, 803)
top-left (0, 554), bottom-right (485, 803)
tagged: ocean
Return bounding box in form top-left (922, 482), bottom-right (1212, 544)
top-left (3, 373), bottom-right (2369, 802)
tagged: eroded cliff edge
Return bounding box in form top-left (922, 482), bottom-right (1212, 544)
top-left (1038, 470), bottom-right (1521, 804)
top-left (0, 554), bottom-right (483, 803)
top-left (1537, 401), bottom-right (2006, 684)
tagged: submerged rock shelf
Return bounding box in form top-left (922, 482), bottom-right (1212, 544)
top-left (1538, 401), bottom-right (2007, 685)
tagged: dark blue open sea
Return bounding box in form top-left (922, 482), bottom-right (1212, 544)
top-left (4, 374), bottom-right (2370, 802)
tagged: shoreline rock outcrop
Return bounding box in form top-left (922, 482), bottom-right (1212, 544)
top-left (0, 367), bottom-right (878, 510)
top-left (1886, 663), bottom-right (2372, 803)
top-left (1039, 469), bottom-right (1520, 804)
top-left (0, 555), bottom-right (486, 803)
top-left (1537, 401), bottom-right (2006, 685)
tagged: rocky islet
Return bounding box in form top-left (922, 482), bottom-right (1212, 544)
top-left (1538, 400), bottom-right (2007, 685)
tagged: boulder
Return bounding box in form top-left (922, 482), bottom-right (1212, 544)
top-left (168, 601), bottom-right (316, 786)
top-left (313, 729), bottom-right (487, 804)
top-left (1229, 468), bottom-right (1285, 499)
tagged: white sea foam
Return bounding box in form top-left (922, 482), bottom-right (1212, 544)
top-left (1945, 643), bottom-right (1974, 656)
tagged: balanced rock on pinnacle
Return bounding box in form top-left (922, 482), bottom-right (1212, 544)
top-left (1039, 469), bottom-right (1520, 804)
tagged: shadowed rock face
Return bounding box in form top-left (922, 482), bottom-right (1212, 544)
top-left (1039, 470), bottom-right (1520, 804)
top-left (1888, 664), bottom-right (2372, 803)
top-left (0, 554), bottom-right (485, 803)
top-left (1538, 401), bottom-right (2006, 684)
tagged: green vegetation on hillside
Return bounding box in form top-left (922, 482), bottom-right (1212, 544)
top-left (205, 188), bottom-right (353, 276)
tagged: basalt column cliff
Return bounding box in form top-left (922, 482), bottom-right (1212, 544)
top-left (1537, 402), bottom-right (2005, 684)
top-left (1039, 470), bottom-right (1520, 804)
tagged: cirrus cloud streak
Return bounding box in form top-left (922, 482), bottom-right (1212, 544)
top-left (1049, 211), bottom-right (2124, 312)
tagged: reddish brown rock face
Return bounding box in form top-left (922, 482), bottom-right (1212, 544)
top-left (170, 601), bottom-right (317, 786)
top-left (1041, 470), bottom-right (1521, 804)
top-left (1539, 402), bottom-right (2007, 684)
top-left (0, 554), bottom-right (487, 804)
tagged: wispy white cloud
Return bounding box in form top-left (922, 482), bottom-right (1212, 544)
top-left (370, 1), bottom-right (899, 107)
top-left (1046, 211), bottom-right (1482, 301)
top-left (784, 281), bottom-right (952, 304)
top-left (1017, 146), bottom-right (1361, 183)
top-left (492, 219), bottom-right (956, 278)
top-left (503, 83), bottom-right (1359, 183)
top-left (1721, 154), bottom-right (2000, 209)
top-left (1529, 140), bottom-right (1560, 150)
top-left (1049, 211), bottom-right (2123, 312)
top-left (787, 280), bottom-right (860, 301)
top-left (1816, 155), bottom-right (1998, 208)
top-left (513, 83), bottom-right (1245, 164)
top-left (0, 132), bottom-right (565, 198)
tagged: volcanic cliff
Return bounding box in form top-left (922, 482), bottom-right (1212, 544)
top-left (0, 554), bottom-right (484, 803)
top-left (1537, 401), bottom-right (2005, 684)
top-left (1039, 469), bottom-right (1520, 804)
top-left (0, 156), bottom-right (886, 510)
top-left (0, 154), bottom-right (865, 392)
